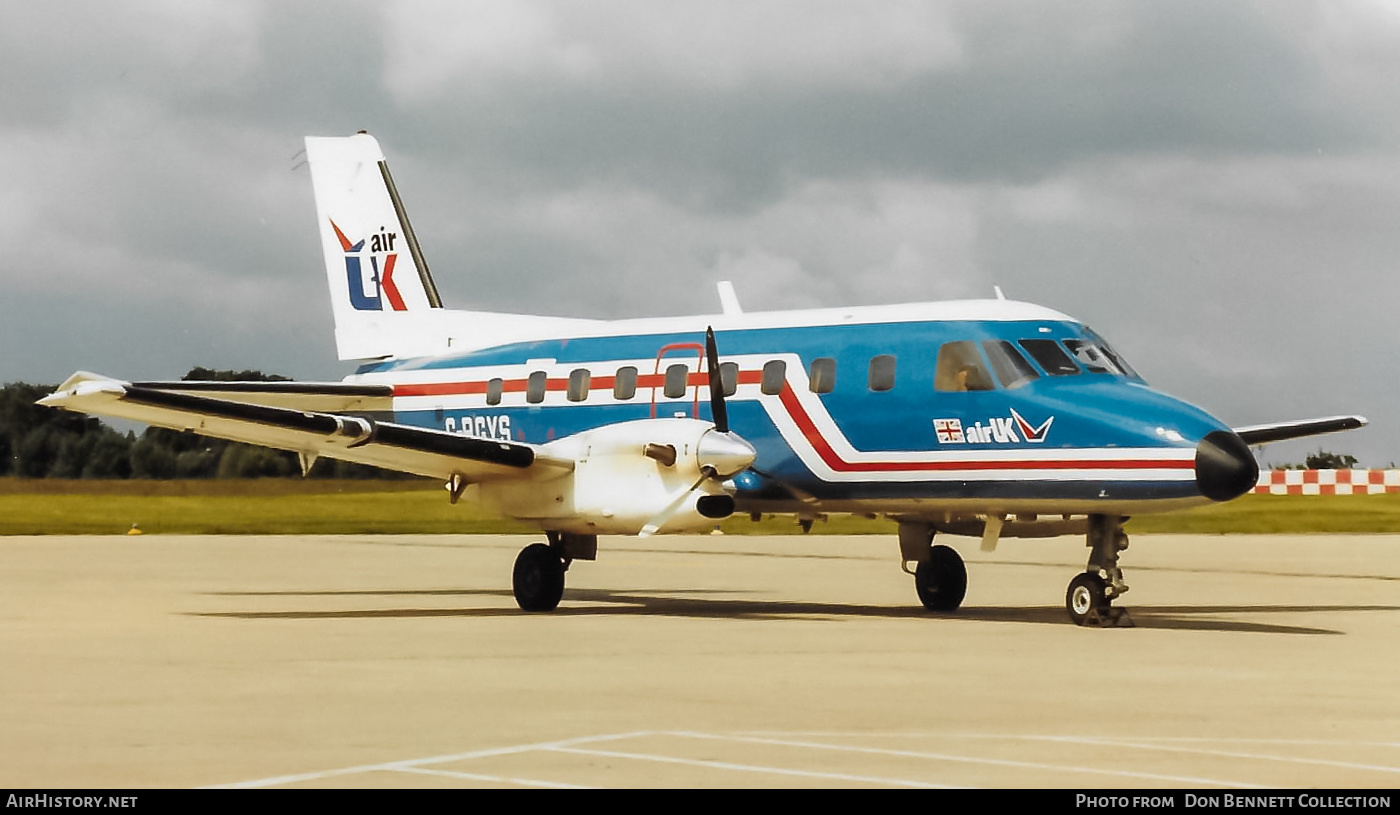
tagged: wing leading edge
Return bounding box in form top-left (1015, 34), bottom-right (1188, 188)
top-left (39, 372), bottom-right (572, 483)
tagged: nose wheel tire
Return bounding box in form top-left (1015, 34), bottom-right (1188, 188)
top-left (513, 542), bottom-right (566, 612)
top-left (1066, 572), bottom-right (1109, 626)
top-left (915, 544), bottom-right (967, 612)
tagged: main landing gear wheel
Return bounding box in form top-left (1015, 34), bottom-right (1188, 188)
top-left (1066, 572), bottom-right (1109, 626)
top-left (513, 542), bottom-right (566, 612)
top-left (915, 544), bottom-right (967, 612)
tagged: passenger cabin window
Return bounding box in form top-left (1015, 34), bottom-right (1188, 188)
top-left (982, 341), bottom-right (1039, 390)
top-left (664, 363), bottom-right (689, 398)
top-left (868, 355), bottom-right (896, 392)
top-left (761, 360), bottom-right (787, 395)
top-left (809, 357), bottom-right (836, 394)
top-left (567, 369), bottom-right (590, 402)
top-left (934, 341), bottom-right (995, 392)
top-left (719, 362), bottom-right (738, 397)
top-left (526, 371), bottom-right (548, 403)
top-left (614, 366), bottom-right (638, 399)
top-left (1019, 339), bottom-right (1080, 376)
top-left (486, 378), bottom-right (503, 406)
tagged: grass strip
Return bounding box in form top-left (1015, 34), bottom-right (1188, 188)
top-left (2, 479), bottom-right (1398, 536)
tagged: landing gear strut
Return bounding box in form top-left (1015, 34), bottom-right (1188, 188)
top-left (1066, 514), bottom-right (1133, 627)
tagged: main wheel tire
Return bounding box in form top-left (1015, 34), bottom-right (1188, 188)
top-left (1066, 572), bottom-right (1108, 626)
top-left (513, 542), bottom-right (565, 612)
top-left (915, 544), bottom-right (967, 612)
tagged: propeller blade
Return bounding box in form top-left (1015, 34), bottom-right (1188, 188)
top-left (639, 470), bottom-right (712, 537)
top-left (705, 326), bottom-right (729, 434)
top-left (638, 328), bottom-right (750, 537)
top-left (748, 465), bottom-right (821, 505)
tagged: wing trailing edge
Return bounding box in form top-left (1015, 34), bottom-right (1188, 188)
top-left (127, 378), bottom-right (395, 413)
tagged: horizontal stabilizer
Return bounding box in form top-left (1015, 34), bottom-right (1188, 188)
top-left (1233, 415), bottom-right (1368, 446)
top-left (40, 373), bottom-right (571, 482)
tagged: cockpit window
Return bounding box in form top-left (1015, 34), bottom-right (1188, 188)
top-left (1083, 328), bottom-right (1142, 380)
top-left (1062, 339), bottom-right (1121, 375)
top-left (982, 340), bottom-right (1039, 389)
top-left (934, 341), bottom-right (995, 392)
top-left (1019, 339), bottom-right (1080, 376)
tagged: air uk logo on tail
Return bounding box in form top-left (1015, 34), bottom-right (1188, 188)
top-left (331, 219), bottom-right (407, 311)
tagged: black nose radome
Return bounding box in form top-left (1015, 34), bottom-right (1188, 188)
top-left (1196, 431), bottom-right (1259, 502)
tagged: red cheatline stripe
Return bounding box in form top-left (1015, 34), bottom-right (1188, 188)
top-left (393, 370), bottom-right (761, 397)
top-left (396, 381), bottom-right (489, 396)
top-left (777, 384), bottom-right (1192, 474)
top-left (393, 371), bottom-right (1193, 474)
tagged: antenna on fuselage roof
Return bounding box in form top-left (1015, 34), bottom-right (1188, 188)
top-left (993, 285), bottom-right (1006, 300)
top-left (717, 281), bottom-right (743, 316)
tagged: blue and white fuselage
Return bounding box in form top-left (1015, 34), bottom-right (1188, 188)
top-left (354, 298), bottom-right (1248, 520)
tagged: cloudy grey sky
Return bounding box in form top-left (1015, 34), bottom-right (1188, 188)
top-left (3, 0), bottom-right (1396, 466)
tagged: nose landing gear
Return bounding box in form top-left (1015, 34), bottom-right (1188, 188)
top-left (1067, 514), bottom-right (1133, 627)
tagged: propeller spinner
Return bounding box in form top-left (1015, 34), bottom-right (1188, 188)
top-left (639, 327), bottom-right (756, 536)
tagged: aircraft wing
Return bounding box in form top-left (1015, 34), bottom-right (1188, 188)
top-left (120, 377), bottom-right (395, 413)
top-left (1233, 415), bottom-right (1368, 446)
top-left (39, 372), bottom-right (572, 482)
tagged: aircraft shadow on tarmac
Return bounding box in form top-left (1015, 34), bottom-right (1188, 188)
top-left (195, 588), bottom-right (1400, 634)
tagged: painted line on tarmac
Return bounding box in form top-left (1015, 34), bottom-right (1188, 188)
top-left (202, 731), bottom-right (648, 789)
top-left (208, 730), bottom-right (1279, 789)
top-left (546, 744), bottom-right (958, 788)
top-left (394, 765), bottom-right (591, 789)
top-left (1027, 735), bottom-right (1400, 775)
top-left (675, 732), bottom-right (1265, 788)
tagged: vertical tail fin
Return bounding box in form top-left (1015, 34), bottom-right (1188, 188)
top-left (305, 131), bottom-right (603, 361)
top-left (305, 132), bottom-right (444, 360)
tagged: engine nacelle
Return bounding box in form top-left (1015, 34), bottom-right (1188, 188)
top-left (479, 418), bottom-right (754, 535)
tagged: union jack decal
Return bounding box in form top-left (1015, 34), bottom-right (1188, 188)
top-left (933, 418), bottom-right (965, 444)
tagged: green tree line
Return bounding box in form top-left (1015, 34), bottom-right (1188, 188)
top-left (1, 369), bottom-right (399, 480)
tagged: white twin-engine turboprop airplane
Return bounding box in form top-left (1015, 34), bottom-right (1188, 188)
top-left (42, 132), bottom-right (1367, 625)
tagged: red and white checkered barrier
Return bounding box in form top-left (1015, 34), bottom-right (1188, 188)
top-left (1254, 469), bottom-right (1400, 495)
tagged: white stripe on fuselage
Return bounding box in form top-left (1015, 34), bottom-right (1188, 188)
top-left (360, 345), bottom-right (1195, 485)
